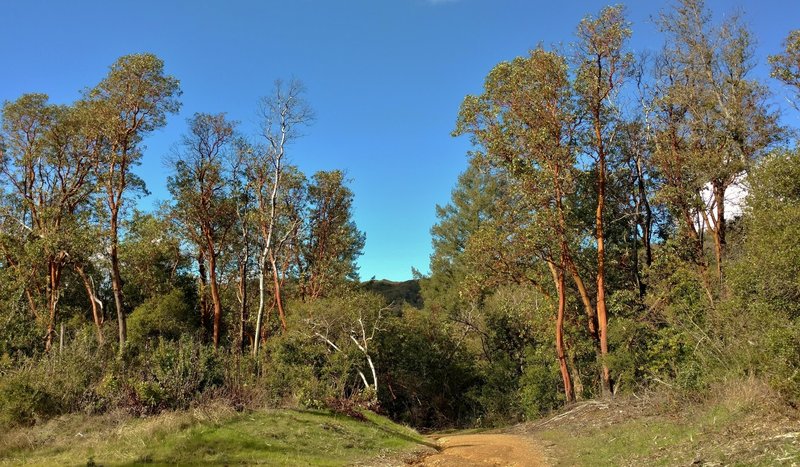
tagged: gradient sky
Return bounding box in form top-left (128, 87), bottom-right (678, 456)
top-left (2, 0), bottom-right (798, 280)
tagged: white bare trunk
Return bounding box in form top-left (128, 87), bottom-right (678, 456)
top-left (253, 247), bottom-right (269, 355)
top-left (350, 334), bottom-right (378, 397)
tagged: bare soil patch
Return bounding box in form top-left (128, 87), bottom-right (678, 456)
top-left (418, 433), bottom-right (547, 466)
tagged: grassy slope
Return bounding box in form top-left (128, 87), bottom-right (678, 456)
top-left (523, 380), bottom-right (800, 466)
top-left (0, 406), bottom-right (432, 466)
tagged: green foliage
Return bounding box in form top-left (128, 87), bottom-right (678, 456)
top-left (120, 212), bottom-right (189, 309)
top-left (377, 307), bottom-right (479, 428)
top-left (0, 373), bottom-right (59, 427)
top-left (722, 150), bottom-right (800, 400)
top-left (518, 347), bottom-right (562, 418)
top-left (0, 328), bottom-right (112, 427)
top-left (127, 289), bottom-right (198, 346)
top-left (130, 337), bottom-right (224, 412)
top-left (770, 29), bottom-right (800, 106)
top-left (261, 329), bottom-right (334, 408)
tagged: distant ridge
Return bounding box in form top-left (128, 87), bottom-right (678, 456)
top-left (360, 279), bottom-right (423, 309)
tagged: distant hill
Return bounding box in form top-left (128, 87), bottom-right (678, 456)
top-left (361, 279), bottom-right (423, 309)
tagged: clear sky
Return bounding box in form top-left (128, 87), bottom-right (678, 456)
top-left (2, 0), bottom-right (798, 281)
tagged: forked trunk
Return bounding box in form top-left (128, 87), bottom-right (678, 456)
top-left (76, 264), bottom-right (104, 344)
top-left (44, 259), bottom-right (64, 352)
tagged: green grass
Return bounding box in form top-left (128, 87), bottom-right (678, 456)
top-left (0, 406), bottom-right (432, 466)
top-left (537, 407), bottom-right (722, 466)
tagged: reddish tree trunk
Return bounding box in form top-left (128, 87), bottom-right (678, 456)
top-left (553, 262), bottom-right (574, 403)
top-left (269, 250), bottom-right (287, 331)
top-left (594, 108), bottom-right (612, 397)
top-left (198, 250), bottom-right (209, 333)
top-left (207, 250), bottom-right (223, 349)
top-left (44, 259), bottom-right (64, 352)
top-left (109, 216), bottom-right (126, 352)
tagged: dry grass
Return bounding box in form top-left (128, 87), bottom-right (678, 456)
top-left (522, 378), bottom-right (800, 466)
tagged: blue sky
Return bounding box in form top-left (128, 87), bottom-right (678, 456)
top-left (2, 0), bottom-right (798, 281)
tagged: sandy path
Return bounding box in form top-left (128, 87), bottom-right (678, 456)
top-left (419, 433), bottom-right (548, 466)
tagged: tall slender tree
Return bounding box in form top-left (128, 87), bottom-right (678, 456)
top-left (656, 0), bottom-right (780, 280)
top-left (86, 54), bottom-right (181, 351)
top-left (574, 4), bottom-right (632, 396)
top-left (168, 113), bottom-right (237, 348)
top-left (455, 48), bottom-right (584, 402)
top-left (302, 170), bottom-right (365, 299)
top-left (250, 79), bottom-right (313, 354)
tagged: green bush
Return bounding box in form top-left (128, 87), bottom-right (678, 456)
top-left (519, 347), bottom-right (561, 418)
top-left (129, 336), bottom-right (224, 412)
top-left (260, 328), bottom-right (340, 408)
top-left (0, 372), bottom-right (59, 427)
top-left (377, 307), bottom-right (479, 428)
top-left (127, 288), bottom-right (198, 347)
top-left (0, 326), bottom-right (112, 426)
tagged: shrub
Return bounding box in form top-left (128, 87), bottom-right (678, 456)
top-left (127, 289), bottom-right (198, 347)
top-left (127, 336), bottom-right (224, 413)
top-left (0, 371), bottom-right (59, 427)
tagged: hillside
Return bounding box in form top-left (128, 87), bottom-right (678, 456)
top-left (0, 407), bottom-right (433, 466)
top-left (519, 380), bottom-right (800, 466)
top-left (361, 279), bottom-right (423, 309)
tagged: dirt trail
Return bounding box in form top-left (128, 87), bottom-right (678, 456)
top-left (418, 433), bottom-right (548, 466)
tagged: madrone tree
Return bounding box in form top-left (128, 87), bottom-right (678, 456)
top-left (168, 113), bottom-right (238, 348)
top-left (654, 0), bottom-right (780, 280)
top-left (0, 95), bottom-right (97, 351)
top-left (574, 4), bottom-right (632, 396)
top-left (86, 54), bottom-right (181, 351)
top-left (455, 48), bottom-right (586, 402)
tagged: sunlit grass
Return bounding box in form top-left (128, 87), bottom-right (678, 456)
top-left (0, 406), bottom-right (429, 466)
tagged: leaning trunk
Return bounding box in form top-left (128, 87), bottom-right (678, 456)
top-left (556, 266), bottom-right (574, 403)
top-left (549, 261), bottom-right (573, 403)
top-left (269, 250), bottom-right (287, 331)
top-left (207, 250), bottom-right (223, 349)
top-left (76, 264), bottom-right (104, 344)
top-left (566, 258), bottom-right (599, 343)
